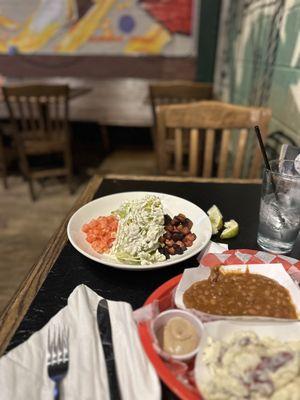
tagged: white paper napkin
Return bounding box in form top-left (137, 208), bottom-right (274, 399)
top-left (0, 285), bottom-right (161, 400)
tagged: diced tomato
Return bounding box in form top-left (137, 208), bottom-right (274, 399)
top-left (82, 215), bottom-right (118, 254)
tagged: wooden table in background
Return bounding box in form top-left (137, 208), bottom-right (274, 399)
top-left (0, 82), bottom-right (91, 119)
top-left (0, 78), bottom-right (155, 151)
top-left (0, 78), bottom-right (154, 127)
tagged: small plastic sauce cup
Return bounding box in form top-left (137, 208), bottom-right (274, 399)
top-left (152, 309), bottom-right (204, 361)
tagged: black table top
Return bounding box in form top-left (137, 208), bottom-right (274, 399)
top-left (5, 178), bottom-right (300, 398)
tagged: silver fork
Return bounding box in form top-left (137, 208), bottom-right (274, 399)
top-left (47, 326), bottom-right (69, 400)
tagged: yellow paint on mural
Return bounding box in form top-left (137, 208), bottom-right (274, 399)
top-left (10, 21), bottom-right (61, 53)
top-left (0, 40), bottom-right (7, 52)
top-left (8, 0), bottom-right (77, 53)
top-left (116, 0), bottom-right (133, 11)
top-left (100, 18), bottom-right (111, 30)
top-left (0, 15), bottom-right (19, 30)
top-left (125, 24), bottom-right (171, 54)
top-left (67, 0), bottom-right (77, 21)
top-left (56, 0), bottom-right (116, 53)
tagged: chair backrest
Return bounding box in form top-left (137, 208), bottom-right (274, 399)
top-left (156, 101), bottom-right (272, 179)
top-left (149, 80), bottom-right (213, 125)
top-left (2, 85), bottom-right (69, 143)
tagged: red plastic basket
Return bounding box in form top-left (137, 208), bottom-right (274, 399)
top-left (138, 249), bottom-right (300, 399)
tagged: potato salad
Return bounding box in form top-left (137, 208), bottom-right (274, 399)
top-left (201, 331), bottom-right (300, 400)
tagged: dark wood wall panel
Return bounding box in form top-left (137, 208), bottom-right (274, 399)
top-left (0, 55), bottom-right (196, 80)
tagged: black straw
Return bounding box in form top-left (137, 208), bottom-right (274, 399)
top-left (254, 125), bottom-right (275, 190)
top-left (254, 125), bottom-right (284, 227)
top-left (255, 126), bottom-right (271, 171)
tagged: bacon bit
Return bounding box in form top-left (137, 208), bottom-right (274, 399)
top-left (258, 352), bottom-right (293, 372)
top-left (82, 215), bottom-right (118, 254)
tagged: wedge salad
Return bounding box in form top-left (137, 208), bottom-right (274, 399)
top-left (82, 195), bottom-right (197, 265)
top-left (111, 195), bottom-right (166, 264)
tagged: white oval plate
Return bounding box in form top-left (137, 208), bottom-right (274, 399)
top-left (67, 191), bottom-right (212, 270)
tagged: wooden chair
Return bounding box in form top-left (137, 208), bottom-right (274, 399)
top-left (156, 101), bottom-right (272, 179)
top-left (0, 123), bottom-right (18, 189)
top-left (149, 80), bottom-right (213, 125)
top-left (2, 85), bottom-right (73, 200)
top-left (149, 81), bottom-right (213, 149)
top-left (0, 128), bottom-right (8, 189)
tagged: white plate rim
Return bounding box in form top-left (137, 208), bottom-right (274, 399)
top-left (67, 191), bottom-right (212, 270)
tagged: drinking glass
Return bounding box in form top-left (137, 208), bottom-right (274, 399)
top-left (257, 160), bottom-right (300, 254)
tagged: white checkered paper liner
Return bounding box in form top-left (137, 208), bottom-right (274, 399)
top-left (201, 249), bottom-right (300, 283)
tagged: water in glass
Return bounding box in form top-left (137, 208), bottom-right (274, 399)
top-left (257, 160), bottom-right (300, 254)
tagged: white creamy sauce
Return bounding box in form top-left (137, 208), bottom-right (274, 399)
top-left (162, 316), bottom-right (199, 355)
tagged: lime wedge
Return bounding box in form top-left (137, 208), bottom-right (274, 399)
top-left (220, 220), bottom-right (239, 239)
top-left (207, 205), bottom-right (223, 235)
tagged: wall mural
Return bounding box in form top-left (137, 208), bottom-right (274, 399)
top-left (0, 0), bottom-right (197, 56)
top-left (215, 0), bottom-right (300, 147)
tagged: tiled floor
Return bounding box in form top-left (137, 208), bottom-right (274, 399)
top-left (0, 148), bottom-right (156, 313)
